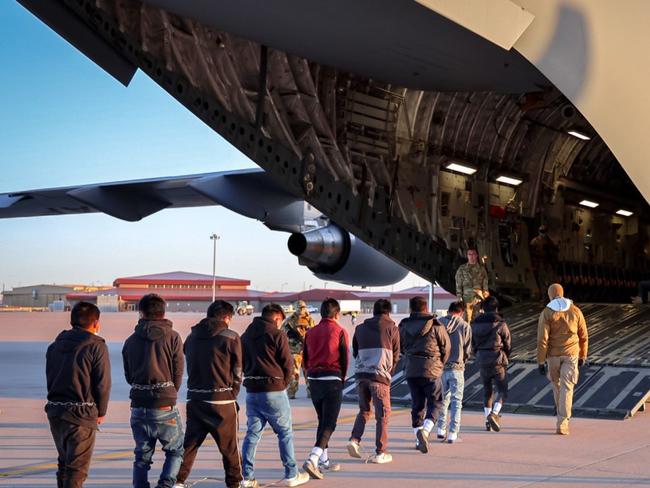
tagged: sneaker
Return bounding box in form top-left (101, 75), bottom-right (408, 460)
top-left (485, 421), bottom-right (493, 432)
top-left (416, 428), bottom-right (429, 454)
top-left (436, 427), bottom-right (446, 440)
top-left (302, 459), bottom-right (324, 480)
top-left (446, 432), bottom-right (459, 444)
top-left (369, 452), bottom-right (393, 464)
top-left (283, 471), bottom-right (310, 487)
top-left (319, 460), bottom-right (341, 472)
top-left (487, 412), bottom-right (501, 432)
top-left (347, 440), bottom-right (361, 459)
top-left (241, 480), bottom-right (259, 488)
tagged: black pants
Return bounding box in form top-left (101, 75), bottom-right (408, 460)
top-left (177, 401), bottom-right (242, 488)
top-left (309, 379), bottom-right (343, 449)
top-left (480, 365), bottom-right (508, 408)
top-left (406, 377), bottom-right (442, 428)
top-left (48, 416), bottom-right (97, 488)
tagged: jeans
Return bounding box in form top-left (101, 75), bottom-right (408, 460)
top-left (350, 379), bottom-right (391, 454)
top-left (130, 406), bottom-right (184, 488)
top-left (406, 377), bottom-right (442, 428)
top-left (480, 366), bottom-right (508, 409)
top-left (177, 401), bottom-right (242, 488)
top-left (242, 390), bottom-right (297, 480)
top-left (48, 417), bottom-right (96, 488)
top-left (437, 369), bottom-right (465, 434)
top-left (308, 379), bottom-right (343, 449)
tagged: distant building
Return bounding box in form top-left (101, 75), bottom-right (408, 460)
top-left (2, 284), bottom-right (109, 309)
top-left (67, 271), bottom-right (266, 313)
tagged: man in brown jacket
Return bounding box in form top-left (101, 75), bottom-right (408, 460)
top-left (537, 283), bottom-right (588, 435)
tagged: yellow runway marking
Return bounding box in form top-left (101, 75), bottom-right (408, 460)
top-left (0, 408), bottom-right (406, 478)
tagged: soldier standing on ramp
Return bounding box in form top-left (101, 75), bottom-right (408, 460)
top-left (455, 248), bottom-right (489, 322)
top-left (283, 300), bottom-right (316, 399)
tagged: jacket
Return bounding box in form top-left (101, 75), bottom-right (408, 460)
top-left (184, 317), bottom-right (242, 402)
top-left (352, 314), bottom-right (400, 385)
top-left (471, 312), bottom-right (511, 368)
top-left (303, 318), bottom-right (350, 380)
top-left (398, 313), bottom-right (450, 379)
top-left (122, 319), bottom-right (184, 408)
top-left (537, 297), bottom-right (588, 363)
top-left (45, 327), bottom-right (111, 428)
top-left (241, 316), bottom-right (293, 392)
top-left (438, 314), bottom-right (472, 369)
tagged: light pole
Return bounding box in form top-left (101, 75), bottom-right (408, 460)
top-left (210, 233), bottom-right (220, 302)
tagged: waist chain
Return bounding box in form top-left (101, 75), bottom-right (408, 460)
top-left (47, 400), bottom-right (95, 407)
top-left (188, 387), bottom-right (233, 393)
top-left (131, 381), bottom-right (175, 390)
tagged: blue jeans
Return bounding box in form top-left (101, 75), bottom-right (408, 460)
top-left (242, 390), bottom-right (297, 480)
top-left (437, 369), bottom-right (465, 434)
top-left (130, 406), bottom-right (184, 488)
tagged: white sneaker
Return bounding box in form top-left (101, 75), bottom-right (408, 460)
top-left (241, 480), bottom-right (259, 488)
top-left (347, 440), bottom-right (361, 458)
top-left (319, 460), bottom-right (341, 471)
top-left (283, 471), bottom-right (310, 487)
top-left (369, 452), bottom-right (393, 464)
top-left (446, 431), bottom-right (458, 444)
top-left (436, 427), bottom-right (446, 440)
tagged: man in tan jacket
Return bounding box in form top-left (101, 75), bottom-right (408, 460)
top-left (537, 284), bottom-right (588, 435)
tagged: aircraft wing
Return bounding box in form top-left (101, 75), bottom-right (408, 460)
top-left (0, 169), bottom-right (304, 228)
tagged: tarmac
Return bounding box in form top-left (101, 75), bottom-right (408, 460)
top-left (1, 312), bottom-right (649, 487)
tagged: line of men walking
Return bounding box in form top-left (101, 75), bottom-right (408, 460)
top-left (44, 281), bottom-right (588, 487)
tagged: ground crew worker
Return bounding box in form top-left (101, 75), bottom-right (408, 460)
top-left (537, 283), bottom-right (588, 435)
top-left (472, 296), bottom-right (511, 433)
top-left (398, 296), bottom-right (450, 454)
top-left (45, 302), bottom-right (111, 488)
top-left (175, 300), bottom-right (243, 488)
top-left (123, 294), bottom-right (185, 488)
top-left (455, 248), bottom-right (489, 322)
top-left (283, 300), bottom-right (316, 399)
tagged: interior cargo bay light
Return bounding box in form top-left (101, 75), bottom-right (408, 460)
top-left (496, 175), bottom-right (523, 186)
top-left (579, 200), bottom-right (599, 208)
top-left (568, 129), bottom-right (591, 141)
top-left (445, 162), bottom-right (477, 175)
top-left (616, 209), bottom-right (634, 217)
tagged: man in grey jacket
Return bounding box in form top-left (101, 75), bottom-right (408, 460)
top-left (398, 296), bottom-right (450, 454)
top-left (436, 301), bottom-right (472, 443)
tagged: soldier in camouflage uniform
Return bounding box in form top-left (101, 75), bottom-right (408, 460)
top-left (455, 248), bottom-right (489, 323)
top-left (283, 300), bottom-right (316, 399)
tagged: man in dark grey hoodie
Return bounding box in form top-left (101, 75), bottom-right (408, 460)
top-left (46, 302), bottom-right (111, 488)
top-left (471, 296), bottom-right (511, 433)
top-left (398, 296), bottom-right (450, 453)
top-left (123, 294), bottom-right (185, 488)
top-left (436, 301), bottom-right (472, 443)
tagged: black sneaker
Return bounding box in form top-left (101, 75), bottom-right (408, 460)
top-left (487, 412), bottom-right (501, 432)
top-left (485, 421), bottom-right (493, 432)
top-left (416, 428), bottom-right (429, 454)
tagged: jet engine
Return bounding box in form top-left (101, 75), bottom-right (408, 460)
top-left (288, 225), bottom-right (408, 287)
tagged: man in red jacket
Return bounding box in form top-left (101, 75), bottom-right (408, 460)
top-left (301, 299), bottom-right (350, 479)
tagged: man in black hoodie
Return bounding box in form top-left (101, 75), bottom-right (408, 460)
top-left (122, 294), bottom-right (184, 488)
top-left (399, 296), bottom-right (450, 454)
top-left (175, 300), bottom-right (243, 488)
top-left (471, 296), bottom-right (511, 433)
top-left (46, 301), bottom-right (111, 488)
top-left (240, 304), bottom-right (309, 488)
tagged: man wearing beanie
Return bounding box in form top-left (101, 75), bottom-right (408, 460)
top-left (537, 284), bottom-right (589, 435)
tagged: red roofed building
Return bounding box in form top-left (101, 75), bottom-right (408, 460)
top-left (67, 271), bottom-right (264, 313)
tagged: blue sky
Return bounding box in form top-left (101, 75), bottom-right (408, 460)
top-left (0, 2), bottom-right (426, 292)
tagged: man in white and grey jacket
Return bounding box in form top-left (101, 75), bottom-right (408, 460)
top-left (436, 301), bottom-right (472, 443)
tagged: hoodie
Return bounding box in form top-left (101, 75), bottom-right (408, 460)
top-left (184, 318), bottom-right (242, 402)
top-left (352, 314), bottom-right (400, 385)
top-left (122, 318), bottom-right (184, 408)
top-left (45, 327), bottom-right (111, 428)
top-left (398, 313), bottom-right (450, 379)
top-left (471, 312), bottom-right (511, 368)
top-left (241, 316), bottom-right (293, 393)
top-left (537, 298), bottom-right (588, 363)
top-left (438, 314), bottom-right (472, 369)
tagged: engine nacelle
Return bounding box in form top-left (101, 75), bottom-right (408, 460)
top-left (288, 225), bottom-right (408, 286)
